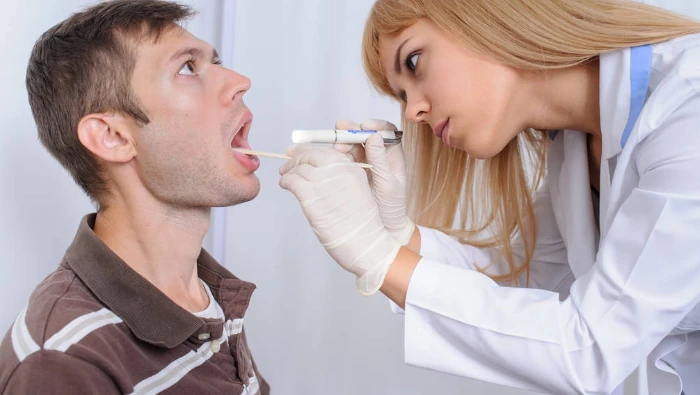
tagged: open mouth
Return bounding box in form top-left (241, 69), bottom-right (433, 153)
top-left (230, 112), bottom-right (260, 172)
top-left (231, 120), bottom-right (252, 150)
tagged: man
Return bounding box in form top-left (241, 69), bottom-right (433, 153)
top-left (0, 1), bottom-right (269, 393)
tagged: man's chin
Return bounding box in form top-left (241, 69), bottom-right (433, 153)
top-left (217, 179), bottom-right (261, 207)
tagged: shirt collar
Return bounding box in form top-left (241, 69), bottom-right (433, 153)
top-left (65, 214), bottom-right (256, 349)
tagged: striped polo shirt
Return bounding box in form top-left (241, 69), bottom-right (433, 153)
top-left (0, 214), bottom-right (270, 394)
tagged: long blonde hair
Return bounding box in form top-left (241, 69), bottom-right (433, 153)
top-left (362, 0), bottom-right (700, 285)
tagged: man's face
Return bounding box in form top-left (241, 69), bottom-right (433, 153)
top-left (129, 26), bottom-right (260, 209)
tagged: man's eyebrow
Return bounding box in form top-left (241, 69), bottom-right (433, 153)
top-left (394, 38), bottom-right (410, 74)
top-left (169, 47), bottom-right (221, 64)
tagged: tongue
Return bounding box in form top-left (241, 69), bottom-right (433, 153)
top-left (231, 132), bottom-right (250, 150)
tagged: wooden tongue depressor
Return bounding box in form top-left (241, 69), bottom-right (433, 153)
top-left (232, 148), bottom-right (372, 169)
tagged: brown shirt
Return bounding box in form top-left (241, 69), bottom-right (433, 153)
top-left (0, 214), bottom-right (270, 394)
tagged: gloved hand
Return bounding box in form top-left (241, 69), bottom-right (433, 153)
top-left (279, 146), bottom-right (401, 295)
top-left (334, 119), bottom-right (416, 245)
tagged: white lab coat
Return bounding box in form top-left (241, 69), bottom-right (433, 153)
top-left (396, 34), bottom-right (700, 394)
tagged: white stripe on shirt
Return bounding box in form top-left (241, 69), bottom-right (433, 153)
top-left (10, 308), bottom-right (40, 362)
top-left (44, 308), bottom-right (123, 352)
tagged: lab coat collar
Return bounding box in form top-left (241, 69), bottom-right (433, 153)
top-left (599, 45), bottom-right (653, 160)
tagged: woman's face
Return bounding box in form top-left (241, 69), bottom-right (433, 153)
top-left (379, 18), bottom-right (534, 158)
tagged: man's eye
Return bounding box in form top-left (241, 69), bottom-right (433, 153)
top-left (179, 61), bottom-right (196, 76)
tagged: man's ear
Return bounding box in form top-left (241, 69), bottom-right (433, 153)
top-left (77, 113), bottom-right (137, 163)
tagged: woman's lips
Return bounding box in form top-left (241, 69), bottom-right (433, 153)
top-left (433, 119), bottom-right (450, 146)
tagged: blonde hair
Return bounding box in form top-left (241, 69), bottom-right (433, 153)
top-left (362, 0), bottom-right (700, 285)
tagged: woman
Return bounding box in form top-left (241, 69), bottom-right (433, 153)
top-left (279, 0), bottom-right (700, 393)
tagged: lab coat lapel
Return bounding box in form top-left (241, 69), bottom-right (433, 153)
top-left (598, 45), bottom-right (652, 236)
top-left (548, 46), bottom-right (651, 278)
top-left (549, 45), bottom-right (652, 278)
top-left (599, 47), bottom-right (632, 239)
top-left (549, 131), bottom-right (598, 279)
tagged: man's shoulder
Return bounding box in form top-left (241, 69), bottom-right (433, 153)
top-left (22, 261), bottom-right (113, 343)
top-left (0, 262), bottom-right (125, 376)
top-left (0, 267), bottom-right (125, 393)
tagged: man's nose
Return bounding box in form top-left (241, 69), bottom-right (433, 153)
top-left (223, 68), bottom-right (251, 104)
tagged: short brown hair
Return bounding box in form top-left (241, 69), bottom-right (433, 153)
top-left (26, 0), bottom-right (194, 205)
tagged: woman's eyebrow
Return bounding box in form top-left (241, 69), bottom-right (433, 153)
top-left (394, 38), bottom-right (411, 73)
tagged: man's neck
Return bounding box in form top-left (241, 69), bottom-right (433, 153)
top-left (93, 198), bottom-right (212, 312)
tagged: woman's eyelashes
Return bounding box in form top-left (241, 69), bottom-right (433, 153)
top-left (405, 52), bottom-right (420, 72)
top-left (397, 52), bottom-right (421, 101)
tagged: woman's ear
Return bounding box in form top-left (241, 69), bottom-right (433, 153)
top-left (77, 113), bottom-right (137, 163)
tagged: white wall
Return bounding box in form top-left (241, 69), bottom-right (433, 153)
top-left (639, 0), bottom-right (700, 17)
top-left (0, 0), bottom-right (95, 330)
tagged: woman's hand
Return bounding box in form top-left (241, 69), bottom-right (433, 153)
top-left (279, 146), bottom-right (402, 295)
top-left (334, 119), bottom-right (416, 245)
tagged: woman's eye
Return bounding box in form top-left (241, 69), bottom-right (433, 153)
top-left (406, 53), bottom-right (419, 71)
top-left (178, 61), bottom-right (196, 76)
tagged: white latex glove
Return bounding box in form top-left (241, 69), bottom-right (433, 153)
top-left (279, 146), bottom-right (401, 295)
top-left (334, 119), bottom-right (415, 245)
